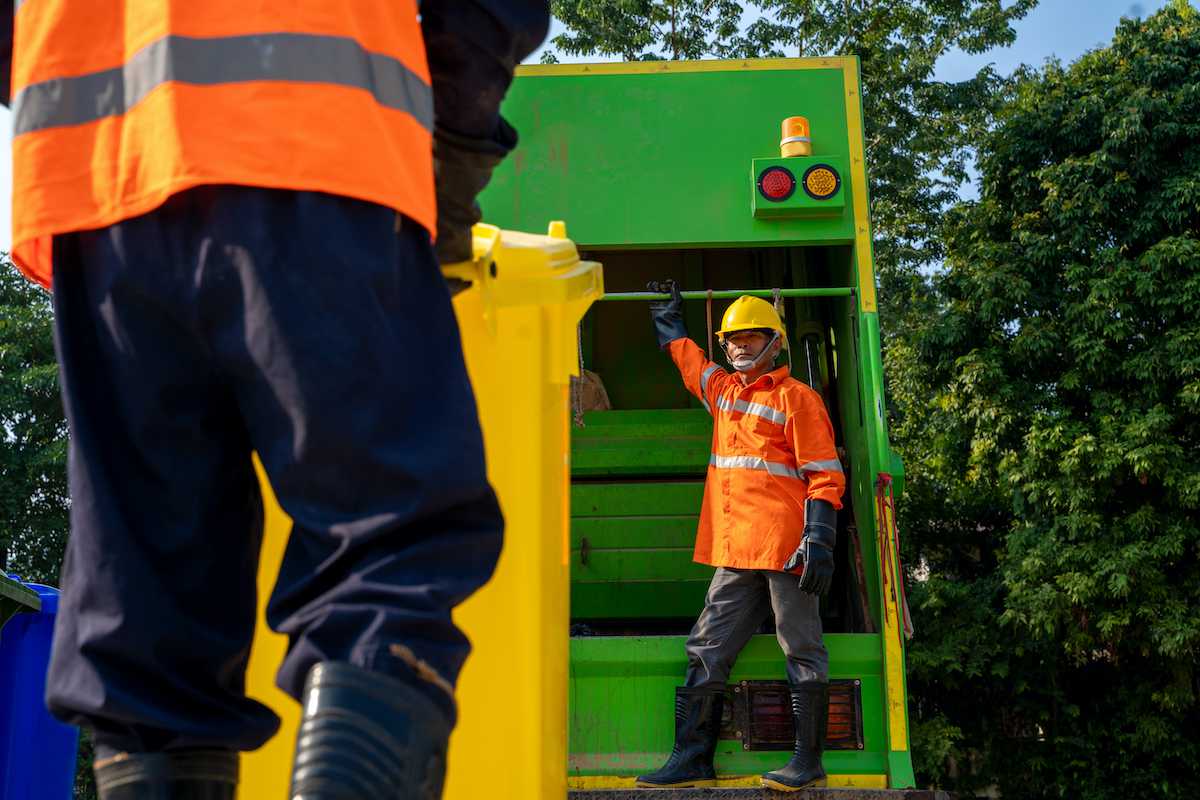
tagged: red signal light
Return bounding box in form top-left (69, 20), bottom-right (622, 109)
top-left (757, 167), bottom-right (796, 202)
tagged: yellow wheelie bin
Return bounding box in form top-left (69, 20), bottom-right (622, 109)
top-left (238, 223), bottom-right (603, 799)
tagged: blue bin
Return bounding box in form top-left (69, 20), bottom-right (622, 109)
top-left (0, 579), bottom-right (79, 800)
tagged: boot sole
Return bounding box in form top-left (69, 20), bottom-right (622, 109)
top-left (761, 776), bottom-right (827, 791)
top-left (634, 778), bottom-right (718, 788)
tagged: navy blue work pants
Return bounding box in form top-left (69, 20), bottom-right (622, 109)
top-left (44, 186), bottom-right (502, 755)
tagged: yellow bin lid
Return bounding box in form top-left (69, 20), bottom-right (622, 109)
top-left (443, 221), bottom-right (603, 311)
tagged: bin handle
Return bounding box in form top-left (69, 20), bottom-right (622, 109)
top-left (440, 224), bottom-right (502, 289)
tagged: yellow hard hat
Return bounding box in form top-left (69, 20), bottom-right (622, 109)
top-left (715, 295), bottom-right (786, 340)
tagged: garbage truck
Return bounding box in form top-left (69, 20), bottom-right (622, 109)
top-left (480, 56), bottom-right (916, 792)
top-left (240, 55), bottom-right (916, 797)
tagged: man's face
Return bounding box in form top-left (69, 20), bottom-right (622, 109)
top-left (725, 330), bottom-right (772, 362)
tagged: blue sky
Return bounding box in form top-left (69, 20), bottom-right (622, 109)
top-left (0, 0), bottom-right (1178, 251)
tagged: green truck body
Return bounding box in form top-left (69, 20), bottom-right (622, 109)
top-left (481, 57), bottom-right (915, 790)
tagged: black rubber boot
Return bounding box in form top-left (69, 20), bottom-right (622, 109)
top-left (289, 661), bottom-right (452, 800)
top-left (761, 682), bottom-right (829, 791)
top-left (94, 750), bottom-right (237, 800)
top-left (635, 687), bottom-right (724, 788)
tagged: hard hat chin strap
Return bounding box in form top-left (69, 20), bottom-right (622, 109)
top-left (724, 330), bottom-right (781, 373)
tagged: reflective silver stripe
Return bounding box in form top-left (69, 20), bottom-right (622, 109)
top-left (709, 454), bottom-right (803, 480)
top-left (800, 458), bottom-right (844, 475)
top-left (14, 33), bottom-right (433, 136)
top-left (698, 364), bottom-right (721, 414)
top-left (746, 401), bottom-right (787, 424)
top-left (714, 396), bottom-right (786, 425)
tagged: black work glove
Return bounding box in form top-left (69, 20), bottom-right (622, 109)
top-left (433, 118), bottom-right (518, 264)
top-left (647, 279), bottom-right (688, 348)
top-left (783, 498), bottom-right (838, 595)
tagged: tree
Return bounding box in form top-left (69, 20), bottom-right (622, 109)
top-left (544, 0), bottom-right (1037, 329)
top-left (894, 4), bottom-right (1200, 796)
top-left (0, 257), bottom-right (69, 585)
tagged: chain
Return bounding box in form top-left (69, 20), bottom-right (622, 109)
top-left (573, 321), bottom-right (586, 428)
top-left (772, 287), bottom-right (793, 372)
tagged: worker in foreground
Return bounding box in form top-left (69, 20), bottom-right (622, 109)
top-left (2, 1), bottom-right (547, 797)
top-left (637, 282), bottom-right (845, 791)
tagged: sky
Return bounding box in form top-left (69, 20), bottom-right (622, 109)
top-left (0, 0), bottom-right (1176, 252)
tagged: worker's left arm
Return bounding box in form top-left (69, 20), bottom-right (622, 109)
top-left (421, 0), bottom-right (548, 141)
top-left (782, 387), bottom-right (846, 594)
top-left (787, 388), bottom-right (845, 509)
top-left (420, 0), bottom-right (551, 263)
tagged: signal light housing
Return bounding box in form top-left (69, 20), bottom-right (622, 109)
top-left (751, 156), bottom-right (847, 220)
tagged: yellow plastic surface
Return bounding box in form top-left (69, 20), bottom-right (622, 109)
top-left (238, 224), bottom-right (603, 799)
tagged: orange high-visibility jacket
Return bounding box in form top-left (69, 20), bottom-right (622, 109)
top-left (669, 338), bottom-right (846, 571)
top-left (11, 2), bottom-right (435, 288)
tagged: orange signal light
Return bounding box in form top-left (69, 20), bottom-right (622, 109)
top-left (780, 116), bottom-right (812, 158)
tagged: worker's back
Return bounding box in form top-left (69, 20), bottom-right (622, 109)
top-left (9, 1), bottom-right (434, 287)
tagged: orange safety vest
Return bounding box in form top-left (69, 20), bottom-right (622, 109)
top-left (668, 338), bottom-right (846, 571)
top-left (11, 1), bottom-right (435, 288)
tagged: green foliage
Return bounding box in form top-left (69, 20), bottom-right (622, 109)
top-left (545, 0), bottom-right (1036, 325)
top-left (0, 257), bottom-right (68, 584)
top-left (74, 730), bottom-right (97, 800)
top-left (894, 4), bottom-right (1200, 796)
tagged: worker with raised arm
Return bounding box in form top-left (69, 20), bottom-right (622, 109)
top-left (636, 280), bottom-right (846, 792)
top-left (1, 0), bottom-right (548, 797)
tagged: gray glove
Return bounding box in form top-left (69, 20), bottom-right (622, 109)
top-left (433, 119), bottom-right (518, 264)
top-left (783, 498), bottom-right (838, 595)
